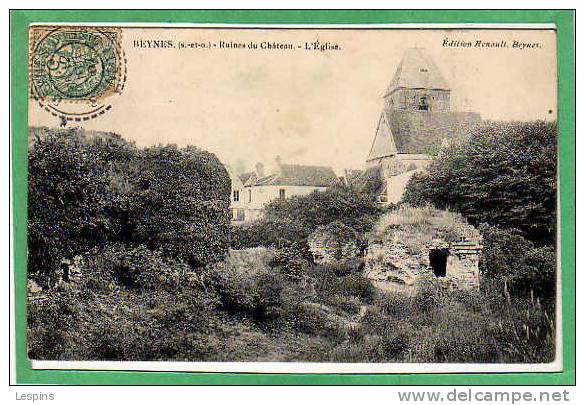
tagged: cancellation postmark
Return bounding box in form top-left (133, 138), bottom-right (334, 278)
top-left (29, 26), bottom-right (126, 124)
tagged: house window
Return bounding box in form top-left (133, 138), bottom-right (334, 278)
top-left (248, 189), bottom-right (252, 203)
top-left (231, 209), bottom-right (245, 222)
top-left (279, 189), bottom-right (286, 199)
top-left (233, 190), bottom-right (239, 202)
top-left (418, 96), bottom-right (429, 111)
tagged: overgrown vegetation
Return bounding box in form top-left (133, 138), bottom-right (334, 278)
top-left (402, 121), bottom-right (557, 245)
top-left (231, 172), bottom-right (382, 253)
top-left (400, 120), bottom-right (557, 361)
top-left (28, 128), bottom-right (230, 288)
top-left (28, 122), bottom-right (557, 364)
top-left (330, 285), bottom-right (554, 363)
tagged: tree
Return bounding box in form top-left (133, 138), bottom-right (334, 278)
top-left (264, 184), bottom-right (380, 233)
top-left (124, 145), bottom-right (231, 267)
top-left (28, 128), bottom-right (231, 286)
top-left (28, 129), bottom-right (127, 286)
top-left (479, 225), bottom-right (555, 301)
top-left (402, 121), bottom-right (557, 244)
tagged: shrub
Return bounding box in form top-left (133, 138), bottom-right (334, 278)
top-left (230, 218), bottom-right (312, 251)
top-left (205, 255), bottom-right (291, 321)
top-left (27, 284), bottom-right (80, 360)
top-left (331, 285), bottom-right (554, 363)
top-left (28, 128), bottom-right (230, 287)
top-left (308, 265), bottom-right (376, 304)
top-left (27, 245), bottom-right (222, 361)
top-left (289, 302), bottom-right (347, 342)
top-left (320, 257), bottom-right (365, 277)
top-left (269, 247), bottom-right (311, 280)
top-left (264, 185), bottom-right (380, 233)
top-left (479, 225), bottom-right (556, 301)
top-left (75, 244), bottom-right (196, 293)
top-left (27, 128), bottom-right (129, 286)
top-left (126, 145), bottom-right (230, 267)
top-left (402, 121), bottom-right (557, 245)
top-left (308, 221), bottom-right (364, 262)
top-left (231, 182), bottom-right (380, 254)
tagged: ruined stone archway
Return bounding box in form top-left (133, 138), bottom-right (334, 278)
top-left (429, 248), bottom-right (449, 277)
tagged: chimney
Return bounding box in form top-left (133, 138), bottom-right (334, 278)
top-left (255, 162), bottom-right (265, 178)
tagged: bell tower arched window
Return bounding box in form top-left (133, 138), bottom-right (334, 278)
top-left (418, 96), bottom-right (429, 111)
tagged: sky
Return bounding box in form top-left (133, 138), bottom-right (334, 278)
top-left (29, 27), bottom-right (557, 173)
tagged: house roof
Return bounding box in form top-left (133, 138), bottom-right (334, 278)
top-left (385, 48), bottom-right (450, 96)
top-left (238, 171), bottom-right (256, 186)
top-left (226, 166), bottom-right (245, 189)
top-left (254, 163), bottom-right (337, 187)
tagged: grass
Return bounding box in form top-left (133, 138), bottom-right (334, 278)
top-left (27, 205), bottom-right (554, 364)
top-left (28, 244), bottom-right (554, 363)
top-left (328, 285), bottom-right (555, 364)
top-left (369, 205), bottom-right (480, 255)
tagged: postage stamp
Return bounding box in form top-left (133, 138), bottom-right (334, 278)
top-left (29, 26), bottom-right (126, 124)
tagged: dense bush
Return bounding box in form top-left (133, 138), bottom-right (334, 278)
top-left (27, 244), bottom-right (222, 360)
top-left (265, 185), bottom-right (380, 232)
top-left (29, 240), bottom-right (553, 363)
top-left (27, 284), bottom-right (81, 359)
top-left (231, 183), bottom-right (380, 253)
top-left (230, 218), bottom-right (312, 251)
top-left (28, 129), bottom-right (128, 286)
top-left (308, 265), bottom-right (376, 305)
top-left (402, 121), bottom-right (557, 244)
top-left (28, 128), bottom-right (230, 286)
top-left (269, 247), bottom-right (311, 280)
top-left (76, 244), bottom-right (198, 292)
top-left (479, 225), bottom-right (556, 301)
top-left (28, 122), bottom-right (557, 364)
top-left (204, 252), bottom-right (291, 321)
top-left (125, 145), bottom-right (230, 267)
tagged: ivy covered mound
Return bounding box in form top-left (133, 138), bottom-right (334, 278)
top-left (27, 127), bottom-right (231, 288)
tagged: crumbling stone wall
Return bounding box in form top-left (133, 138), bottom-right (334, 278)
top-left (308, 221), bottom-right (361, 265)
top-left (364, 206), bottom-right (481, 292)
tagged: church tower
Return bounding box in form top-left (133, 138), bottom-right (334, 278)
top-left (384, 47), bottom-right (451, 114)
top-left (367, 47), bottom-right (481, 203)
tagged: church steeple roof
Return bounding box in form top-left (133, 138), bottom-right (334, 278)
top-left (385, 47), bottom-right (450, 96)
top-left (367, 111), bottom-right (397, 161)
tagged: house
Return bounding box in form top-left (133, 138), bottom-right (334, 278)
top-left (227, 167), bottom-right (247, 222)
top-left (229, 157), bottom-right (338, 223)
top-left (367, 47), bottom-right (482, 204)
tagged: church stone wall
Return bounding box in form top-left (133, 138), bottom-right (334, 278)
top-left (389, 110), bottom-right (481, 154)
top-left (386, 89), bottom-right (451, 113)
top-left (382, 154), bottom-right (430, 177)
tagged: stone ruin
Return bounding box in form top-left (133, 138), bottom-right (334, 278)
top-left (364, 206), bottom-right (482, 293)
top-left (308, 221), bottom-right (362, 265)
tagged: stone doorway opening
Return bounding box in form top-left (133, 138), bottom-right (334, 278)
top-left (429, 248), bottom-right (449, 277)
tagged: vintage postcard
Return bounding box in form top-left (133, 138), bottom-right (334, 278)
top-left (24, 23), bottom-right (561, 374)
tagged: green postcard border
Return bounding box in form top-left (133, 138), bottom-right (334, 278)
top-left (10, 9), bottom-right (575, 386)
